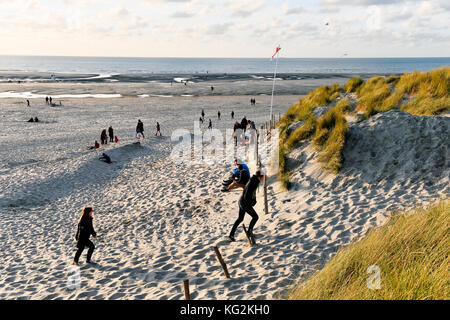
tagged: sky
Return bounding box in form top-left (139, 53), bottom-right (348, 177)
top-left (0, 0), bottom-right (449, 58)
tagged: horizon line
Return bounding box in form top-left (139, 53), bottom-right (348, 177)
top-left (1, 54), bottom-right (449, 59)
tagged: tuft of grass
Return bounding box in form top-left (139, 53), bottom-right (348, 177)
top-left (355, 67), bottom-right (450, 118)
top-left (344, 77), bottom-right (363, 93)
top-left (278, 143), bottom-right (290, 190)
top-left (313, 103), bottom-right (349, 173)
top-left (401, 96), bottom-right (450, 116)
top-left (288, 201), bottom-right (450, 300)
top-left (285, 115), bottom-right (316, 151)
top-left (278, 84), bottom-right (343, 180)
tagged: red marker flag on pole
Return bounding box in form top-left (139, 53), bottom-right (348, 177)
top-left (271, 46), bottom-right (281, 62)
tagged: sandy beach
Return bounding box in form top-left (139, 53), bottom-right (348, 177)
top-left (0, 77), bottom-right (448, 300)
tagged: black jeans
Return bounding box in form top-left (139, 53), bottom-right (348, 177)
top-left (229, 201), bottom-right (259, 237)
top-left (74, 239), bottom-right (95, 263)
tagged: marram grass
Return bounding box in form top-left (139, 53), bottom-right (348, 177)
top-left (288, 201), bottom-right (450, 300)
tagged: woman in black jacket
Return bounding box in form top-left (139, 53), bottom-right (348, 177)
top-left (228, 170), bottom-right (264, 242)
top-left (73, 207), bottom-right (97, 265)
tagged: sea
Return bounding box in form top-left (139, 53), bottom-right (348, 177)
top-left (0, 56), bottom-right (449, 81)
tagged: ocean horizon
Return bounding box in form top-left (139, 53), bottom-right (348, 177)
top-left (0, 56), bottom-right (449, 76)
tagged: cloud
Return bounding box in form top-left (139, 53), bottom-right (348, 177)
top-left (205, 22), bottom-right (234, 35)
top-left (320, 0), bottom-right (421, 6)
top-left (230, 0), bottom-right (266, 18)
top-left (170, 11), bottom-right (195, 18)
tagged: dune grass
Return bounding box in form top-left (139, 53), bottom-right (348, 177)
top-left (355, 67), bottom-right (450, 118)
top-left (288, 201), bottom-right (450, 300)
top-left (313, 100), bottom-right (349, 173)
top-left (278, 84), bottom-right (344, 184)
top-left (344, 77), bottom-right (363, 93)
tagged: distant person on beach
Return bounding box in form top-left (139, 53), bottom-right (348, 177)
top-left (27, 117), bottom-right (34, 122)
top-left (99, 153), bottom-right (112, 164)
top-left (34, 117), bottom-right (39, 122)
top-left (73, 207), bottom-right (97, 265)
top-left (208, 119), bottom-right (212, 130)
top-left (101, 129), bottom-right (108, 145)
top-left (108, 126), bottom-right (114, 143)
top-left (88, 140), bottom-right (100, 150)
top-left (231, 111), bottom-right (234, 119)
top-left (201, 109), bottom-right (205, 120)
top-left (199, 117), bottom-right (204, 124)
top-left (27, 100), bottom-right (30, 107)
top-left (218, 110), bottom-right (221, 120)
top-left (228, 170), bottom-right (264, 242)
top-left (156, 122), bottom-right (161, 136)
top-left (233, 121), bottom-right (242, 146)
top-left (241, 117), bottom-right (248, 133)
top-left (136, 119), bottom-right (144, 138)
top-left (45, 97), bottom-right (49, 105)
top-left (114, 136), bottom-right (119, 143)
top-left (211, 86), bottom-right (214, 92)
top-left (49, 97), bottom-right (52, 105)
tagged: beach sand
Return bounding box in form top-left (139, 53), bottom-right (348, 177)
top-left (0, 79), bottom-right (448, 300)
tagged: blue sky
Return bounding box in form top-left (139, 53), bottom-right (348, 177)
top-left (0, 0), bottom-right (448, 57)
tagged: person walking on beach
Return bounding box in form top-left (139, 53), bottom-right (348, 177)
top-left (73, 207), bottom-right (97, 265)
top-left (218, 110), bottom-right (221, 120)
top-left (136, 119), bottom-right (144, 138)
top-left (228, 170), bottom-right (264, 242)
top-left (49, 97), bottom-right (52, 105)
top-left (27, 99), bottom-right (30, 107)
top-left (231, 110), bottom-right (234, 119)
top-left (201, 109), bottom-right (205, 121)
top-left (108, 126), bottom-right (114, 143)
top-left (101, 129), bottom-right (108, 145)
top-left (156, 122), bottom-right (161, 136)
top-left (208, 119), bottom-right (212, 130)
top-left (45, 97), bottom-right (49, 105)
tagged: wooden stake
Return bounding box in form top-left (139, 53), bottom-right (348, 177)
top-left (183, 279), bottom-right (191, 300)
top-left (242, 224), bottom-right (256, 246)
top-left (263, 175), bottom-right (269, 215)
top-left (213, 246), bottom-right (231, 279)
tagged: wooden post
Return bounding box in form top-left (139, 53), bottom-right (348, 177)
top-left (242, 224), bottom-right (256, 246)
top-left (213, 246), bottom-right (231, 279)
top-left (263, 175), bottom-right (269, 215)
top-left (183, 279), bottom-right (191, 300)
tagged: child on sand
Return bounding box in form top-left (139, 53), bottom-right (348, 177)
top-left (73, 207), bottom-right (97, 265)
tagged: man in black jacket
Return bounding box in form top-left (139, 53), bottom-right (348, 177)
top-left (228, 170), bottom-right (264, 242)
top-left (108, 126), bottom-right (114, 142)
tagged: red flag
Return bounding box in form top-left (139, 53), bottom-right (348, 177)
top-left (271, 46), bottom-right (281, 62)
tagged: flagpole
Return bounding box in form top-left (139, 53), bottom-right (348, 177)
top-left (270, 49), bottom-right (279, 123)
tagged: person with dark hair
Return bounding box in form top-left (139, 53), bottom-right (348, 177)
top-left (223, 164), bottom-right (250, 192)
top-left (233, 121), bottom-right (242, 146)
top-left (228, 170), bottom-right (264, 242)
top-left (34, 117), bottom-right (39, 122)
top-left (136, 119), bottom-right (144, 138)
top-left (156, 122), bottom-right (161, 136)
top-left (218, 110), bottom-right (221, 120)
top-left (45, 97), bottom-right (49, 105)
top-left (208, 119), bottom-right (212, 130)
top-left (49, 97), bottom-right (52, 105)
top-left (201, 109), bottom-right (205, 121)
top-left (108, 126), bottom-right (114, 142)
top-left (231, 110), bottom-right (234, 119)
top-left (27, 100), bottom-right (30, 107)
top-left (101, 129), bottom-right (108, 145)
top-left (27, 117), bottom-right (34, 122)
top-left (73, 207), bottom-right (97, 265)
top-left (240, 116), bottom-right (248, 133)
top-left (99, 153), bottom-right (111, 164)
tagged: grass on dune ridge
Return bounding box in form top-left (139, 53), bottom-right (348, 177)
top-left (288, 201), bottom-right (450, 300)
top-left (277, 67), bottom-right (450, 187)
